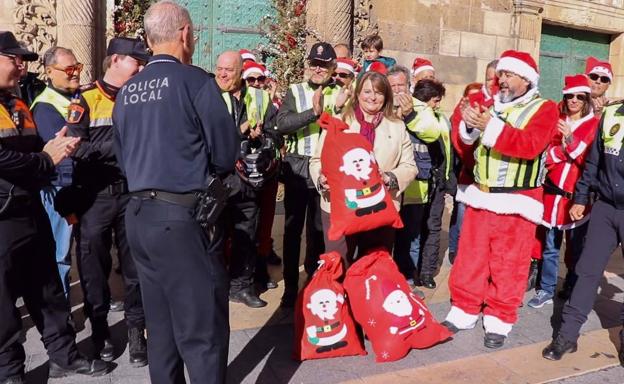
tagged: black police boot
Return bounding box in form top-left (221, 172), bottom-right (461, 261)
top-left (266, 280), bottom-right (278, 290)
top-left (484, 332), bottom-right (506, 349)
top-left (110, 300), bottom-right (124, 312)
top-left (229, 289), bottom-right (267, 308)
top-left (48, 356), bottom-right (110, 378)
top-left (0, 375), bottom-right (24, 384)
top-left (91, 320), bottom-right (114, 362)
top-left (449, 251), bottom-right (457, 265)
top-left (542, 334), bottom-right (578, 361)
top-left (128, 327), bottom-right (148, 368)
top-left (420, 274), bottom-right (437, 289)
top-left (280, 288), bottom-right (298, 309)
top-left (618, 329), bottom-right (624, 367)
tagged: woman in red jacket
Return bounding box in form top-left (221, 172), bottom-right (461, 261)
top-left (528, 74), bottom-right (599, 308)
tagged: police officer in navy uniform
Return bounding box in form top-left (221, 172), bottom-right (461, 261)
top-left (112, 2), bottom-right (238, 383)
top-left (67, 37), bottom-right (149, 366)
top-left (0, 31), bottom-right (109, 384)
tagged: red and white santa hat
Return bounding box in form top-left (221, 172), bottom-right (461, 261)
top-left (336, 58), bottom-right (357, 75)
top-left (496, 50), bottom-right (540, 87)
top-left (239, 49), bottom-right (257, 62)
top-left (585, 56), bottom-right (613, 81)
top-left (411, 58), bottom-right (434, 76)
top-left (368, 61), bottom-right (388, 75)
top-left (242, 61), bottom-right (266, 79)
top-left (563, 74), bottom-right (591, 95)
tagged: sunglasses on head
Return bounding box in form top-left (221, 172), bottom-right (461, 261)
top-left (333, 72), bottom-right (353, 79)
top-left (52, 63), bottom-right (83, 76)
top-left (588, 73), bottom-right (610, 84)
top-left (246, 76), bottom-right (266, 83)
top-left (564, 93), bottom-right (588, 102)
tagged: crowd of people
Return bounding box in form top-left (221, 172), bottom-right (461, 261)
top-left (0, 0), bottom-right (623, 383)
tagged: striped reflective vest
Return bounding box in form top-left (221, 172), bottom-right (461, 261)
top-left (82, 82), bottom-right (114, 130)
top-left (31, 87), bottom-right (71, 118)
top-left (601, 103), bottom-right (624, 156)
top-left (0, 96), bottom-right (37, 141)
top-left (286, 82), bottom-right (339, 156)
top-left (222, 87), bottom-right (270, 128)
top-left (474, 97), bottom-right (548, 188)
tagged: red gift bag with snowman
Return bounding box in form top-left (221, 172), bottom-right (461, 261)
top-left (293, 252), bottom-right (366, 361)
top-left (343, 250), bottom-right (452, 362)
top-left (317, 112), bottom-right (402, 241)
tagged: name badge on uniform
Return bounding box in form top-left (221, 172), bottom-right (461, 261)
top-left (67, 104), bottom-right (85, 124)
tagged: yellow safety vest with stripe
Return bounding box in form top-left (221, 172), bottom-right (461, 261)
top-left (82, 83), bottom-right (114, 130)
top-left (286, 82), bottom-right (339, 156)
top-left (221, 87), bottom-right (270, 128)
top-left (600, 103), bottom-right (624, 156)
top-left (30, 87), bottom-right (71, 118)
top-left (474, 96), bottom-right (548, 188)
top-left (0, 96), bottom-right (37, 140)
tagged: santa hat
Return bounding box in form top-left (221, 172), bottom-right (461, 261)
top-left (336, 58), bottom-right (357, 75)
top-left (585, 56), bottom-right (613, 81)
top-left (496, 50), bottom-right (539, 86)
top-left (411, 58), bottom-right (434, 76)
top-left (368, 61), bottom-right (388, 75)
top-left (242, 61), bottom-right (266, 79)
top-left (239, 49), bottom-right (257, 62)
top-left (563, 74), bottom-right (591, 95)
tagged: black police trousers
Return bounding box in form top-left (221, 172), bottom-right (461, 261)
top-left (420, 182), bottom-right (446, 276)
top-left (226, 191), bottom-right (260, 294)
top-left (282, 175), bottom-right (324, 294)
top-left (0, 198), bottom-right (79, 381)
top-left (126, 197), bottom-right (229, 384)
top-left (75, 192), bottom-right (144, 333)
top-left (559, 199), bottom-right (624, 342)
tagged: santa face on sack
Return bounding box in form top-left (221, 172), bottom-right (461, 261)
top-left (308, 289), bottom-right (342, 320)
top-left (382, 288), bottom-right (426, 335)
top-left (306, 289), bottom-right (349, 351)
top-left (339, 147), bottom-right (387, 216)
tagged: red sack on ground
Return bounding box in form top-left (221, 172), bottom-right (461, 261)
top-left (343, 249), bottom-right (452, 362)
top-left (293, 252), bottom-right (366, 361)
top-left (318, 112), bottom-right (402, 241)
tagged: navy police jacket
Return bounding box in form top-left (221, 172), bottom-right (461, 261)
top-left (112, 54), bottom-right (238, 193)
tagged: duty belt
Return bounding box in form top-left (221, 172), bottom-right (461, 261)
top-left (131, 190), bottom-right (198, 208)
top-left (542, 179), bottom-right (573, 199)
top-left (476, 183), bottom-right (537, 194)
top-left (101, 180), bottom-right (128, 196)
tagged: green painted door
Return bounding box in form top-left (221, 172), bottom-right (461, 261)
top-left (178, 0), bottom-right (272, 71)
top-left (539, 24), bottom-right (611, 101)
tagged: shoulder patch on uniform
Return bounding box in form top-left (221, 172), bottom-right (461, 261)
top-left (80, 83), bottom-right (96, 92)
top-left (67, 103), bottom-right (85, 124)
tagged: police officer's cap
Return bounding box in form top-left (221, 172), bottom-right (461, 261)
top-left (0, 31), bottom-right (38, 61)
top-left (106, 37), bottom-right (150, 63)
top-left (307, 42), bottom-right (336, 62)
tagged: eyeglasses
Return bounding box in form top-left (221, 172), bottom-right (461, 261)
top-left (0, 53), bottom-right (22, 65)
top-left (51, 63), bottom-right (83, 76)
top-left (588, 73), bottom-right (610, 84)
top-left (333, 72), bottom-right (353, 79)
top-left (246, 76), bottom-right (266, 83)
top-left (309, 60), bottom-right (333, 70)
top-left (563, 93), bottom-right (588, 102)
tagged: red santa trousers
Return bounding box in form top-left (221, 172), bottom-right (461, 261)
top-left (449, 206), bottom-right (536, 325)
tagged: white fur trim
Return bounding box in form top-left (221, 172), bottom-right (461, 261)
top-left (563, 86), bottom-right (591, 95)
top-left (243, 67), bottom-right (264, 79)
top-left (480, 116), bottom-right (505, 148)
top-left (483, 315), bottom-right (513, 336)
top-left (568, 141), bottom-right (588, 160)
top-left (459, 121), bottom-right (480, 145)
top-left (241, 52), bottom-right (257, 61)
top-left (496, 56), bottom-right (539, 86)
top-left (445, 306), bottom-right (479, 329)
top-left (567, 112), bottom-right (594, 132)
top-left (456, 184), bottom-right (544, 225)
top-left (337, 61), bottom-right (355, 74)
top-left (549, 147), bottom-right (565, 164)
top-left (493, 87), bottom-right (539, 113)
top-left (590, 66), bottom-right (613, 80)
top-left (411, 65), bottom-right (434, 76)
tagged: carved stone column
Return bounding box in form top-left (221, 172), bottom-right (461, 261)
top-left (511, 0), bottom-right (544, 58)
top-left (13, 0), bottom-right (58, 75)
top-left (307, 0), bottom-right (353, 46)
top-left (353, 0), bottom-right (378, 59)
top-left (56, 0), bottom-right (98, 82)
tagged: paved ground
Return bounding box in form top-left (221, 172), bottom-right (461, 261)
top-left (19, 203), bottom-right (624, 383)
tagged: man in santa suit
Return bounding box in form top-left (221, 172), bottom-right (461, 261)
top-left (584, 57), bottom-right (613, 116)
top-left (442, 50), bottom-right (558, 348)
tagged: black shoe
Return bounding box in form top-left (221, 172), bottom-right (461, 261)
top-left (48, 356), bottom-right (111, 378)
top-left (266, 250), bottom-right (282, 266)
top-left (110, 300), bottom-right (124, 312)
top-left (484, 332), bottom-right (506, 349)
top-left (93, 337), bottom-right (114, 362)
top-left (558, 285), bottom-right (573, 301)
top-left (542, 334), bottom-right (578, 361)
top-left (618, 329), bottom-right (624, 367)
top-left (229, 290), bottom-right (267, 308)
top-left (420, 274), bottom-right (436, 289)
top-left (280, 290), bottom-right (298, 308)
top-left (440, 320), bottom-right (459, 334)
top-left (449, 251), bottom-right (456, 265)
top-left (1, 375), bottom-right (24, 384)
top-left (128, 327), bottom-right (148, 368)
top-left (266, 280), bottom-right (278, 289)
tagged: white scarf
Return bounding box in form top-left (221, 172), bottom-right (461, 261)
top-left (493, 87), bottom-right (539, 113)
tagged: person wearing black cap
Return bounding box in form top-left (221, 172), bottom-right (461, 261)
top-left (113, 1), bottom-right (238, 383)
top-left (66, 36), bottom-right (150, 367)
top-left (15, 43), bottom-right (45, 106)
top-left (276, 42), bottom-right (350, 308)
top-left (0, 30), bottom-right (110, 384)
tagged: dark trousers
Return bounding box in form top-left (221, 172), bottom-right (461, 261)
top-left (282, 177), bottom-right (324, 293)
top-left (0, 199), bottom-right (79, 381)
top-left (420, 182), bottom-right (446, 276)
top-left (559, 199), bottom-right (624, 342)
top-left (126, 198), bottom-right (229, 384)
top-left (75, 193), bottom-right (144, 333)
top-left (226, 191), bottom-right (260, 294)
top-left (322, 211), bottom-right (396, 268)
top-left (394, 203), bottom-right (427, 277)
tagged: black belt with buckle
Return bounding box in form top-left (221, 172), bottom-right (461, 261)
top-left (543, 179), bottom-right (573, 199)
top-left (131, 190), bottom-right (198, 208)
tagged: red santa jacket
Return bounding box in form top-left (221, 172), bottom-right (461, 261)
top-left (543, 111), bottom-right (599, 228)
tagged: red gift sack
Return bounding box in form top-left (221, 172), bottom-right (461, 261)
top-left (318, 113), bottom-right (402, 241)
top-left (293, 252), bottom-right (366, 361)
top-left (343, 250), bottom-right (452, 362)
